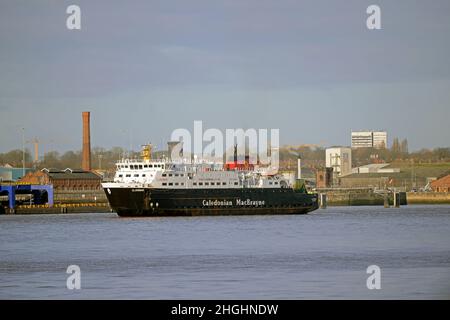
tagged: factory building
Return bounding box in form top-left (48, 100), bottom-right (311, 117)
top-left (19, 168), bottom-right (102, 191)
top-left (351, 131), bottom-right (387, 149)
top-left (325, 147), bottom-right (352, 177)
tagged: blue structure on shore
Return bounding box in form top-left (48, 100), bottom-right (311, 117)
top-left (0, 166), bottom-right (33, 181)
top-left (0, 184), bottom-right (54, 209)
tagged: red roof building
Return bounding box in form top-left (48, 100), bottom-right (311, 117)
top-left (430, 174), bottom-right (450, 193)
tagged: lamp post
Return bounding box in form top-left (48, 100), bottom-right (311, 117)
top-left (98, 154), bottom-right (103, 171)
top-left (21, 127), bottom-right (25, 177)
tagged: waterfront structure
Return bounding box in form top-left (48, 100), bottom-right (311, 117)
top-left (315, 167), bottom-right (333, 188)
top-left (102, 144), bottom-right (318, 217)
top-left (20, 168), bottom-right (102, 191)
top-left (0, 184), bottom-right (54, 210)
top-left (325, 147), bottom-right (352, 177)
top-left (352, 163), bottom-right (400, 174)
top-left (0, 164), bottom-right (32, 182)
top-left (351, 131), bottom-right (387, 149)
top-left (430, 174), bottom-right (450, 192)
top-left (339, 173), bottom-right (397, 189)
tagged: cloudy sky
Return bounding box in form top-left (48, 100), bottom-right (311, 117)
top-left (1, 0), bottom-right (449, 154)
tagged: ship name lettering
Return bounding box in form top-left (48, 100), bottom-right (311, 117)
top-left (202, 199), bottom-right (233, 206)
top-left (236, 199), bottom-right (265, 207)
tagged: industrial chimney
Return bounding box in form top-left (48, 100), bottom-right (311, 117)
top-left (82, 111), bottom-right (91, 171)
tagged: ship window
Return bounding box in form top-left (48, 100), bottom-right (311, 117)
top-left (169, 183), bottom-right (173, 186)
top-left (274, 182), bottom-right (278, 185)
top-left (118, 174), bottom-right (123, 178)
top-left (162, 183), bottom-right (167, 186)
top-left (269, 182), bottom-right (273, 185)
top-left (234, 182), bottom-right (238, 185)
top-left (162, 174), bottom-right (167, 177)
top-left (149, 164), bottom-right (153, 168)
top-left (126, 174), bottom-right (131, 177)
top-left (175, 174), bottom-right (179, 177)
top-left (175, 182), bottom-right (179, 186)
top-left (144, 165), bottom-right (148, 168)
top-left (211, 182), bottom-right (215, 185)
top-left (134, 174), bottom-right (139, 177)
top-left (199, 182), bottom-right (203, 186)
top-left (222, 182), bottom-right (226, 185)
top-left (169, 174), bottom-right (173, 177)
top-left (205, 182), bottom-right (209, 186)
top-left (180, 174), bottom-right (184, 177)
top-left (139, 165), bottom-right (143, 169)
top-left (142, 174), bottom-right (146, 177)
top-left (181, 183), bottom-right (185, 186)
top-left (193, 182), bottom-right (197, 186)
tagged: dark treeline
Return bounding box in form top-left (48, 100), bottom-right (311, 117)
top-left (0, 147), bottom-right (133, 171)
top-left (1, 145), bottom-right (449, 171)
top-left (277, 144), bottom-right (450, 168)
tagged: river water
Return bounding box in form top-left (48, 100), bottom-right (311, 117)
top-left (0, 205), bottom-right (449, 299)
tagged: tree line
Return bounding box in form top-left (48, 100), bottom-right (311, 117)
top-left (1, 143), bottom-right (449, 171)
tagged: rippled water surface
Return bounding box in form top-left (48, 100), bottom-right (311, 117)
top-left (1, 205), bottom-right (449, 299)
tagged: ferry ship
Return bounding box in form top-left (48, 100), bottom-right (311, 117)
top-left (102, 144), bottom-right (319, 217)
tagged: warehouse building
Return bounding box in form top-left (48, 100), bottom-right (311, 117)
top-left (19, 168), bottom-right (102, 191)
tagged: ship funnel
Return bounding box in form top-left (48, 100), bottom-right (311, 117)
top-left (141, 144), bottom-right (152, 161)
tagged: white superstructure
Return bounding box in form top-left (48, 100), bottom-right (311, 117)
top-left (102, 145), bottom-right (290, 190)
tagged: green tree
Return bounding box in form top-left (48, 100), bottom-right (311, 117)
top-left (0, 149), bottom-right (32, 167)
top-left (41, 151), bottom-right (61, 169)
top-left (400, 139), bottom-right (409, 154)
top-left (60, 151), bottom-right (81, 168)
top-left (391, 138), bottom-right (400, 153)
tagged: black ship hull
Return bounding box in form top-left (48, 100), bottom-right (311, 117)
top-left (103, 187), bottom-right (319, 217)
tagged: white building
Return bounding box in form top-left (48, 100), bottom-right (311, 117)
top-left (325, 147), bottom-right (352, 177)
top-left (372, 131), bottom-right (387, 149)
top-left (351, 131), bottom-right (387, 149)
top-left (351, 163), bottom-right (400, 174)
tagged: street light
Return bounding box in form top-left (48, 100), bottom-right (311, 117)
top-left (21, 127), bottom-right (25, 177)
top-left (98, 154), bottom-right (103, 170)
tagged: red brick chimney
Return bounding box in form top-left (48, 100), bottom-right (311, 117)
top-left (82, 111), bottom-right (91, 171)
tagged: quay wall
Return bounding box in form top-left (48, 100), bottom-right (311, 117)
top-left (406, 192), bottom-right (450, 204)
